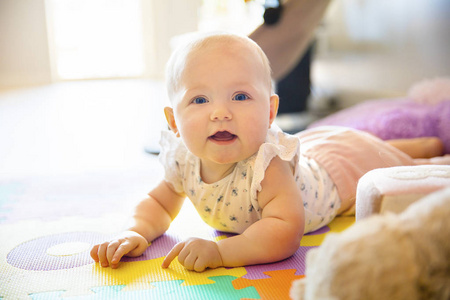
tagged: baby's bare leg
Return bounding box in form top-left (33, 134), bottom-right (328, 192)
top-left (387, 137), bottom-right (444, 159)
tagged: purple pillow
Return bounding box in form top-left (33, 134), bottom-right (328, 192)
top-left (308, 98), bottom-right (450, 154)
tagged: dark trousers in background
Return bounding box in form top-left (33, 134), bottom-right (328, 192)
top-left (276, 43), bottom-right (314, 114)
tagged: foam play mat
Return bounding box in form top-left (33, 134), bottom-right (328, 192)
top-left (0, 171), bottom-right (355, 299)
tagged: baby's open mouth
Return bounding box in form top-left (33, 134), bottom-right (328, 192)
top-left (209, 131), bottom-right (237, 142)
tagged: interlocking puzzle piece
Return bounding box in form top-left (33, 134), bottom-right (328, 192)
top-left (1, 219), bottom-right (247, 298)
top-left (233, 269), bottom-right (304, 300)
top-left (327, 216), bottom-right (354, 233)
top-left (242, 246), bottom-right (315, 279)
top-left (7, 232), bottom-right (112, 271)
top-left (29, 276), bottom-right (260, 300)
top-left (1, 210), bottom-right (354, 299)
top-left (300, 226), bottom-right (330, 247)
top-left (1, 233), bottom-right (239, 297)
top-left (150, 276), bottom-right (259, 300)
top-left (121, 234), bottom-right (179, 262)
top-left (30, 291), bottom-right (65, 300)
top-left (6, 231), bottom-right (181, 271)
top-left (93, 256), bottom-right (247, 290)
top-left (301, 216), bottom-right (355, 246)
top-left (243, 216), bottom-right (354, 280)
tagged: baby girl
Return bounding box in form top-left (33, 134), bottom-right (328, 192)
top-left (90, 32), bottom-right (442, 272)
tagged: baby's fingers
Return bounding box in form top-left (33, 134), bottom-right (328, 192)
top-left (90, 244), bottom-right (100, 262)
top-left (97, 242), bottom-right (111, 267)
top-left (106, 241), bottom-right (121, 268)
top-left (109, 242), bottom-right (137, 268)
top-left (161, 242), bottom-right (185, 269)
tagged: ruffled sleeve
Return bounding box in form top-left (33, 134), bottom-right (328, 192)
top-left (250, 125), bottom-right (301, 207)
top-left (158, 130), bottom-right (187, 194)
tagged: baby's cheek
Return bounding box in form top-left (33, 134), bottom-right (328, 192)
top-left (246, 131), bottom-right (268, 154)
top-left (178, 121), bottom-right (202, 144)
top-left (248, 121), bottom-right (270, 142)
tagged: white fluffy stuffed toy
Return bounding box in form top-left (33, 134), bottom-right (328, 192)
top-left (290, 188), bottom-right (450, 300)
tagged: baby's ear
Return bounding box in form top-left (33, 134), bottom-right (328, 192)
top-left (164, 107), bottom-right (179, 136)
top-left (269, 94), bottom-right (279, 126)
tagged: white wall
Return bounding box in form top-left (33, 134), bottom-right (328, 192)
top-left (1, 0), bottom-right (448, 95)
top-left (0, 0), bottom-right (52, 89)
top-left (0, 0), bottom-right (201, 89)
top-left (142, 0), bottom-right (201, 80)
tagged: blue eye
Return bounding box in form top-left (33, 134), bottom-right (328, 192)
top-left (233, 93), bottom-right (249, 101)
top-left (192, 97), bottom-right (208, 104)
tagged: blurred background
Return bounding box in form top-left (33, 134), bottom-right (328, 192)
top-left (0, 0), bottom-right (449, 177)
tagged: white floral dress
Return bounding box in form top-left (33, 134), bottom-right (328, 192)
top-left (159, 125), bottom-right (341, 234)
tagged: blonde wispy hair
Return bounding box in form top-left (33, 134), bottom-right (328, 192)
top-left (165, 31), bottom-right (273, 103)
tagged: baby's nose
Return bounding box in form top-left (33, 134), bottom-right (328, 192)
top-left (210, 104), bottom-right (232, 121)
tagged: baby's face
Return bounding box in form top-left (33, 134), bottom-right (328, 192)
top-left (166, 39), bottom-right (278, 168)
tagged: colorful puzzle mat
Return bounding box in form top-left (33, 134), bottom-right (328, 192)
top-left (0, 173), bottom-right (355, 299)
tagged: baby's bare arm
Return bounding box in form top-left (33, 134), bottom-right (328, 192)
top-left (218, 157), bottom-right (305, 267)
top-left (130, 180), bottom-right (185, 243)
top-left (90, 180), bottom-right (185, 268)
top-left (161, 158), bottom-right (304, 271)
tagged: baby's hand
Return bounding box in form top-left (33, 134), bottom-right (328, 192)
top-left (90, 231), bottom-right (148, 269)
top-left (162, 238), bottom-right (223, 272)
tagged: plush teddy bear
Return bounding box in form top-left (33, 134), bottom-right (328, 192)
top-left (290, 187), bottom-right (450, 300)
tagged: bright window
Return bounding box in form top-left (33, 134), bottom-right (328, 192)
top-left (199, 0), bottom-right (264, 35)
top-left (46, 0), bottom-right (145, 80)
